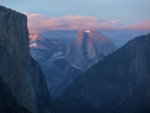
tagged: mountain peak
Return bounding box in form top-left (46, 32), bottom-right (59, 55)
top-left (29, 33), bottom-right (43, 41)
top-left (65, 30), bottom-right (115, 69)
top-left (78, 29), bottom-right (93, 35)
top-left (77, 30), bottom-right (109, 44)
top-left (84, 30), bottom-right (91, 33)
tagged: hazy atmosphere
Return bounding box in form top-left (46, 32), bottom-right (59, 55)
top-left (1, 0), bottom-right (150, 33)
top-left (1, 1), bottom-right (150, 113)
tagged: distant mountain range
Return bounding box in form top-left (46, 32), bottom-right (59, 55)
top-left (30, 33), bottom-right (66, 64)
top-left (30, 30), bottom-right (115, 99)
top-left (42, 30), bottom-right (150, 48)
top-left (57, 33), bottom-right (150, 113)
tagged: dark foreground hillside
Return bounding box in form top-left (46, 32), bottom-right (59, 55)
top-left (58, 33), bottom-right (150, 113)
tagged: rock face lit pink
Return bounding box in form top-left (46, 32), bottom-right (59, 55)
top-left (65, 30), bottom-right (115, 69)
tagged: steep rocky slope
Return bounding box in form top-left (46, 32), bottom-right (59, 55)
top-left (0, 6), bottom-right (57, 113)
top-left (65, 30), bottom-right (115, 69)
top-left (0, 77), bottom-right (32, 113)
top-left (44, 58), bottom-right (83, 99)
top-left (29, 34), bottom-right (83, 99)
top-left (58, 33), bottom-right (150, 113)
top-left (30, 33), bottom-right (66, 64)
top-left (29, 30), bottom-right (114, 99)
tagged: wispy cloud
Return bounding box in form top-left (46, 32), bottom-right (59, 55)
top-left (24, 13), bottom-right (150, 34)
top-left (24, 13), bottom-right (119, 33)
top-left (122, 20), bottom-right (150, 30)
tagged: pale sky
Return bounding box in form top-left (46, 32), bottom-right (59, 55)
top-left (1, 0), bottom-right (150, 32)
top-left (1, 0), bottom-right (150, 24)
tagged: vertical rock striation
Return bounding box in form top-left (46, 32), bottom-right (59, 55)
top-left (0, 6), bottom-right (57, 113)
top-left (65, 30), bottom-right (115, 70)
top-left (0, 76), bottom-right (32, 113)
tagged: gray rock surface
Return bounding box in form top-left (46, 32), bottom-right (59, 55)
top-left (0, 6), bottom-right (57, 113)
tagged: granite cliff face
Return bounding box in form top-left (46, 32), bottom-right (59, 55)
top-left (65, 30), bottom-right (115, 69)
top-left (58, 34), bottom-right (150, 113)
top-left (0, 77), bottom-right (32, 113)
top-left (0, 6), bottom-right (56, 113)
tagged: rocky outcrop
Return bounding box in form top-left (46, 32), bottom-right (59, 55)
top-left (58, 33), bottom-right (150, 113)
top-left (30, 33), bottom-right (66, 64)
top-left (0, 6), bottom-right (57, 113)
top-left (65, 30), bottom-right (115, 69)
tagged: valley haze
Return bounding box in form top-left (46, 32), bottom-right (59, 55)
top-left (0, 0), bottom-right (150, 113)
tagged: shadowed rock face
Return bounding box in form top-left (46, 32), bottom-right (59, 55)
top-left (29, 33), bottom-right (66, 65)
top-left (44, 58), bottom-right (83, 99)
top-left (58, 34), bottom-right (150, 113)
top-left (0, 6), bottom-right (57, 113)
top-left (0, 77), bottom-right (32, 113)
top-left (65, 30), bottom-right (115, 70)
top-left (29, 30), bottom-right (114, 99)
top-left (29, 34), bottom-right (83, 99)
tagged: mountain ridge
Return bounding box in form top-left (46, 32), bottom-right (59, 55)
top-left (57, 33), bottom-right (150, 113)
